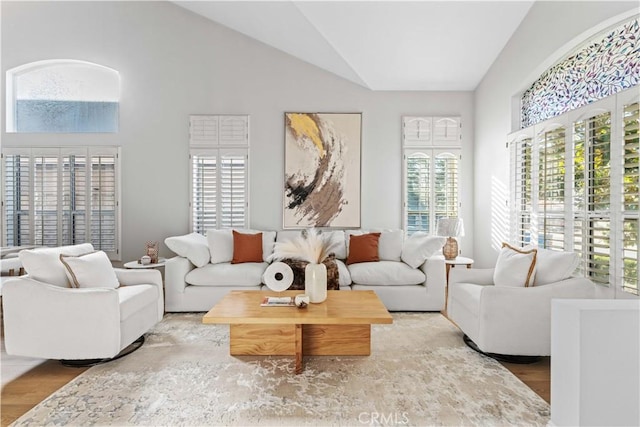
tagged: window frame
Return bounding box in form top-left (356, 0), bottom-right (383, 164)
top-left (509, 88), bottom-right (639, 296)
top-left (402, 116), bottom-right (462, 236)
top-left (1, 146), bottom-right (121, 260)
top-left (189, 115), bottom-right (249, 234)
top-left (6, 59), bottom-right (120, 134)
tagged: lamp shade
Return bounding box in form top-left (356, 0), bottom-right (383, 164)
top-left (437, 218), bottom-right (465, 237)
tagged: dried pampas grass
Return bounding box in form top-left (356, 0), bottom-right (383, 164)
top-left (270, 229), bottom-right (340, 264)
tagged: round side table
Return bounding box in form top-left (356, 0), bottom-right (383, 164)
top-left (123, 257), bottom-right (167, 269)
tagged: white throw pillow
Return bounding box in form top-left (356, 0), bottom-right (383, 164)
top-left (493, 243), bottom-right (537, 287)
top-left (524, 246), bottom-right (580, 286)
top-left (207, 229), bottom-right (276, 264)
top-left (346, 229), bottom-right (403, 261)
top-left (59, 251), bottom-right (119, 289)
top-left (19, 243), bottom-right (95, 287)
top-left (401, 232), bottom-right (446, 269)
top-left (165, 232), bottom-right (210, 267)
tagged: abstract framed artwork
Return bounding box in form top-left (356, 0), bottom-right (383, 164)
top-left (283, 112), bottom-right (362, 228)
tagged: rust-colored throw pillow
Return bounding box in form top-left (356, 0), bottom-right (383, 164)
top-left (347, 232), bottom-right (381, 265)
top-left (231, 230), bottom-right (263, 264)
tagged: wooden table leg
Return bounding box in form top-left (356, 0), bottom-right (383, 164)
top-left (295, 324), bottom-right (302, 374)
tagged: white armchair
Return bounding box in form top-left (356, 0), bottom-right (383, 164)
top-left (2, 245), bottom-right (163, 362)
top-left (447, 249), bottom-right (597, 358)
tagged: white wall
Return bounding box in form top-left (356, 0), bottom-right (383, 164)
top-left (1, 1), bottom-right (474, 262)
top-left (473, 1), bottom-right (638, 268)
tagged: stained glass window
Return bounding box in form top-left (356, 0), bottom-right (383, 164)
top-left (521, 19), bottom-right (639, 128)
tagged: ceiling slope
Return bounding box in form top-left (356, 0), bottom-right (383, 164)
top-left (174, 1), bottom-right (534, 91)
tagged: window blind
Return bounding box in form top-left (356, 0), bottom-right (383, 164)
top-left (189, 115), bottom-right (249, 234)
top-left (2, 147), bottom-right (120, 258)
top-left (539, 127), bottom-right (566, 251)
top-left (404, 148), bottom-right (461, 235)
top-left (405, 152), bottom-right (431, 234)
top-left (62, 152), bottom-right (87, 246)
top-left (510, 90), bottom-right (638, 296)
top-left (573, 113), bottom-right (612, 284)
top-left (512, 137), bottom-right (533, 246)
top-left (91, 153), bottom-right (117, 253)
top-left (622, 102), bottom-right (639, 294)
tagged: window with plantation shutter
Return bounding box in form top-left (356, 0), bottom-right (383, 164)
top-left (622, 101), bottom-right (639, 295)
top-left (90, 152), bottom-right (117, 253)
top-left (1, 147), bottom-right (120, 259)
top-left (402, 117), bottom-right (432, 147)
top-left (402, 116), bottom-right (461, 236)
top-left (190, 115), bottom-right (249, 234)
top-left (405, 151), bottom-right (431, 234)
top-left (573, 112), bottom-right (612, 285)
top-left (538, 126), bottom-right (566, 251)
top-left (434, 152), bottom-right (459, 220)
top-left (510, 89), bottom-right (638, 296)
top-left (3, 152), bottom-right (30, 246)
top-left (510, 136), bottom-right (533, 246)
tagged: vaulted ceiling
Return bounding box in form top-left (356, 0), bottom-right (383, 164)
top-left (173, 1), bottom-right (534, 91)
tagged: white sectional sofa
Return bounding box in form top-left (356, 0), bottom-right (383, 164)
top-left (164, 229), bottom-right (446, 312)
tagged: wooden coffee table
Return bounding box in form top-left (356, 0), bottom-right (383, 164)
top-left (202, 290), bottom-right (393, 374)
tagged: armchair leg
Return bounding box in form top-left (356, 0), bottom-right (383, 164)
top-left (60, 335), bottom-right (145, 367)
top-left (463, 335), bottom-right (541, 364)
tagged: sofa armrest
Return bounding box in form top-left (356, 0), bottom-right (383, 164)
top-left (164, 256), bottom-right (195, 295)
top-left (449, 267), bottom-right (495, 286)
top-left (420, 256), bottom-right (446, 310)
top-left (2, 277), bottom-right (122, 359)
top-left (114, 268), bottom-right (164, 320)
top-left (477, 277), bottom-right (597, 355)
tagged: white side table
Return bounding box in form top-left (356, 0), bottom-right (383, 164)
top-left (123, 257), bottom-right (167, 270)
top-left (445, 256), bottom-right (474, 278)
top-left (444, 256), bottom-right (474, 313)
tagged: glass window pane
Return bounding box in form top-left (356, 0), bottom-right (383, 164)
top-left (8, 60), bottom-right (119, 133)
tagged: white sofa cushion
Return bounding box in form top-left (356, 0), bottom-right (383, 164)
top-left (401, 232), bottom-right (446, 268)
top-left (60, 251), bottom-right (120, 289)
top-left (524, 246), bottom-right (580, 286)
top-left (185, 262), bottom-right (268, 287)
top-left (346, 229), bottom-right (403, 261)
top-left (207, 229), bottom-right (276, 264)
top-left (19, 243), bottom-right (95, 288)
top-left (348, 260), bottom-right (425, 286)
top-left (165, 232), bottom-right (210, 267)
top-left (493, 243), bottom-right (537, 287)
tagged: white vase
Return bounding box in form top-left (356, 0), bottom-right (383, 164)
top-left (305, 262), bottom-right (327, 303)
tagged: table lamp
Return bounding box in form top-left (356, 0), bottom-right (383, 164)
top-left (437, 218), bottom-right (464, 260)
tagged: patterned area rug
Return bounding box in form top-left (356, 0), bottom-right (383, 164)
top-left (12, 313), bottom-right (549, 426)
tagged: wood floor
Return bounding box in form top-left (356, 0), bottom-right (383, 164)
top-left (0, 317), bottom-right (550, 427)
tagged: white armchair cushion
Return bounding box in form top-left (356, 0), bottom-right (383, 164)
top-left (19, 243), bottom-right (95, 288)
top-left (60, 251), bottom-right (120, 289)
top-left (165, 232), bottom-right (210, 267)
top-left (525, 246), bottom-right (580, 286)
top-left (493, 243), bottom-right (537, 287)
top-left (401, 232), bottom-right (446, 268)
top-left (207, 229), bottom-right (276, 264)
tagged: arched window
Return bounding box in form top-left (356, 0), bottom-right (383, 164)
top-left (510, 16), bottom-right (639, 296)
top-left (521, 18), bottom-right (639, 128)
top-left (6, 60), bottom-right (119, 133)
